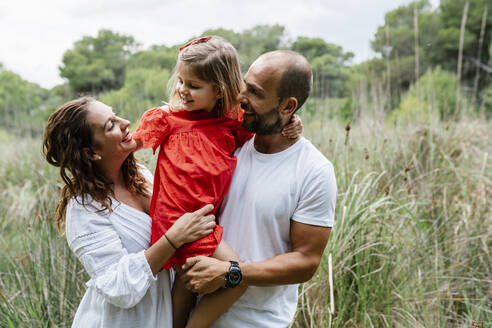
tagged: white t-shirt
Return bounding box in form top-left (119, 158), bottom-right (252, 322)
top-left (213, 136), bottom-right (337, 328)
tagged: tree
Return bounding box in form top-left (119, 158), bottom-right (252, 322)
top-left (292, 37), bottom-right (354, 63)
top-left (371, 1), bottom-right (439, 90)
top-left (127, 45), bottom-right (178, 72)
top-left (292, 37), bottom-right (354, 97)
top-left (59, 29), bottom-right (138, 93)
top-left (201, 25), bottom-right (288, 72)
top-left (438, 0), bottom-right (492, 90)
top-left (0, 68), bottom-right (50, 136)
top-left (100, 68), bottom-right (171, 123)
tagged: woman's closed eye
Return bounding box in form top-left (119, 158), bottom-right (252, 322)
top-left (107, 117), bottom-right (116, 131)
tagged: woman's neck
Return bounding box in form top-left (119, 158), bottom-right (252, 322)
top-left (99, 158), bottom-right (126, 189)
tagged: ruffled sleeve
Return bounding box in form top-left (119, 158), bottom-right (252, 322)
top-left (232, 110), bottom-right (254, 148)
top-left (133, 107), bottom-right (171, 154)
top-left (66, 200), bottom-right (157, 309)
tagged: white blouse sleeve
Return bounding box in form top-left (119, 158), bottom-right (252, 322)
top-left (65, 200), bottom-right (157, 309)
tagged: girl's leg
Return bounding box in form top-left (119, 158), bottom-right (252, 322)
top-left (172, 266), bottom-right (197, 328)
top-left (185, 240), bottom-right (246, 328)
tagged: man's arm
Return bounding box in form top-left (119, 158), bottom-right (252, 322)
top-left (242, 221), bottom-right (331, 286)
top-left (181, 221), bottom-right (331, 293)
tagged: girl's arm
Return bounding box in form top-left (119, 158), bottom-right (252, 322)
top-left (133, 107), bottom-right (171, 154)
top-left (282, 114), bottom-right (303, 139)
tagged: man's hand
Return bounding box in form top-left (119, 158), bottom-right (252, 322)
top-left (181, 256), bottom-right (230, 294)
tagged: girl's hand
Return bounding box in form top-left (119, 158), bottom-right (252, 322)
top-left (282, 114), bottom-right (303, 139)
top-left (166, 204), bottom-right (216, 248)
top-left (134, 138), bottom-right (143, 152)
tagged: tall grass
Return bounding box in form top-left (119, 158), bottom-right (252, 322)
top-left (0, 112), bottom-right (490, 327)
top-left (294, 114), bottom-right (491, 327)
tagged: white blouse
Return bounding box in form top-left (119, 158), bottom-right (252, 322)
top-left (65, 166), bottom-right (173, 328)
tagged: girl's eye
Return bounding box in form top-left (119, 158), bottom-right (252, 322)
top-left (190, 84), bottom-right (199, 89)
top-left (108, 119), bottom-right (115, 131)
top-left (249, 87), bottom-right (257, 95)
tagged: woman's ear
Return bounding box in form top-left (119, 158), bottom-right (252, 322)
top-left (83, 147), bottom-right (102, 161)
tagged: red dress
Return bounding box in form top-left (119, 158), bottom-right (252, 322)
top-left (133, 107), bottom-right (253, 269)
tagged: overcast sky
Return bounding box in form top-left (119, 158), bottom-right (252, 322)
top-left (0, 0), bottom-right (439, 89)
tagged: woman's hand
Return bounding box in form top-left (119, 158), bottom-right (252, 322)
top-left (166, 204), bottom-right (216, 248)
top-left (282, 114), bottom-right (303, 139)
top-left (145, 204), bottom-right (216, 274)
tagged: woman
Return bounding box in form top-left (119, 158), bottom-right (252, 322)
top-left (42, 96), bottom-right (216, 327)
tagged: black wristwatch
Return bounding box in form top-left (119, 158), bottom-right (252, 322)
top-left (225, 260), bottom-right (242, 288)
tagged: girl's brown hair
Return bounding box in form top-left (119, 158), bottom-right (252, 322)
top-left (168, 36), bottom-right (243, 117)
top-left (42, 96), bottom-right (150, 232)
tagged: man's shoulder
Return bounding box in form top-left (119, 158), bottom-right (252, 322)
top-left (297, 137), bottom-right (333, 171)
top-left (234, 136), bottom-right (254, 156)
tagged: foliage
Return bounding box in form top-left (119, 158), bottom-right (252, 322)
top-left (127, 45), bottom-right (178, 72)
top-left (371, 1), bottom-right (438, 86)
top-left (293, 37), bottom-right (354, 98)
top-left (484, 81), bottom-right (492, 117)
top-left (292, 37), bottom-right (354, 63)
top-left (390, 67), bottom-right (464, 123)
top-left (388, 95), bottom-right (432, 125)
top-left (1, 114), bottom-right (490, 327)
top-left (0, 67), bottom-right (51, 136)
top-left (369, 0), bottom-right (492, 111)
top-left (296, 112), bottom-right (491, 327)
top-left (201, 24), bottom-right (287, 72)
top-left (438, 0), bottom-right (492, 83)
top-left (100, 68), bottom-right (170, 123)
top-left (59, 29), bottom-right (138, 94)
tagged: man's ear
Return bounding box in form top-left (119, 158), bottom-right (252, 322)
top-left (280, 97), bottom-right (298, 115)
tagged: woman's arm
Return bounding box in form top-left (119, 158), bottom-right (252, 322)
top-left (67, 202), bottom-right (215, 308)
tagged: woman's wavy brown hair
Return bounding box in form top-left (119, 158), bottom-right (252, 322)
top-left (42, 96), bottom-right (150, 233)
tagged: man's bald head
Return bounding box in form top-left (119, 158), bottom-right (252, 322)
top-left (252, 50), bottom-right (313, 112)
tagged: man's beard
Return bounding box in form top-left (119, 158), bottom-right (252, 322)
top-left (241, 103), bottom-right (284, 135)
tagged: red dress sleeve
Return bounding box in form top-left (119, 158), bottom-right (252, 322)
top-left (133, 107), bottom-right (171, 154)
top-left (233, 110), bottom-right (254, 148)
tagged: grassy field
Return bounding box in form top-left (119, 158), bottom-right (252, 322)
top-left (0, 110), bottom-right (491, 327)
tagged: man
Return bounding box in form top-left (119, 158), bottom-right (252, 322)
top-left (182, 50), bottom-right (337, 327)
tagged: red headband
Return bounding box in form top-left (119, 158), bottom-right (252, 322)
top-left (179, 36), bottom-right (212, 52)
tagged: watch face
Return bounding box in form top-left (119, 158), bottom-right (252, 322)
top-left (230, 271), bottom-right (240, 282)
top-left (226, 264), bottom-right (242, 288)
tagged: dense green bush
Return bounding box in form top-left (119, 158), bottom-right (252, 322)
top-left (390, 67), bottom-right (466, 123)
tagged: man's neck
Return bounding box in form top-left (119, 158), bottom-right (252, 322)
top-left (254, 133), bottom-right (300, 154)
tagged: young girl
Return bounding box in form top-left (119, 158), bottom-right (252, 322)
top-left (132, 36), bottom-right (301, 328)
